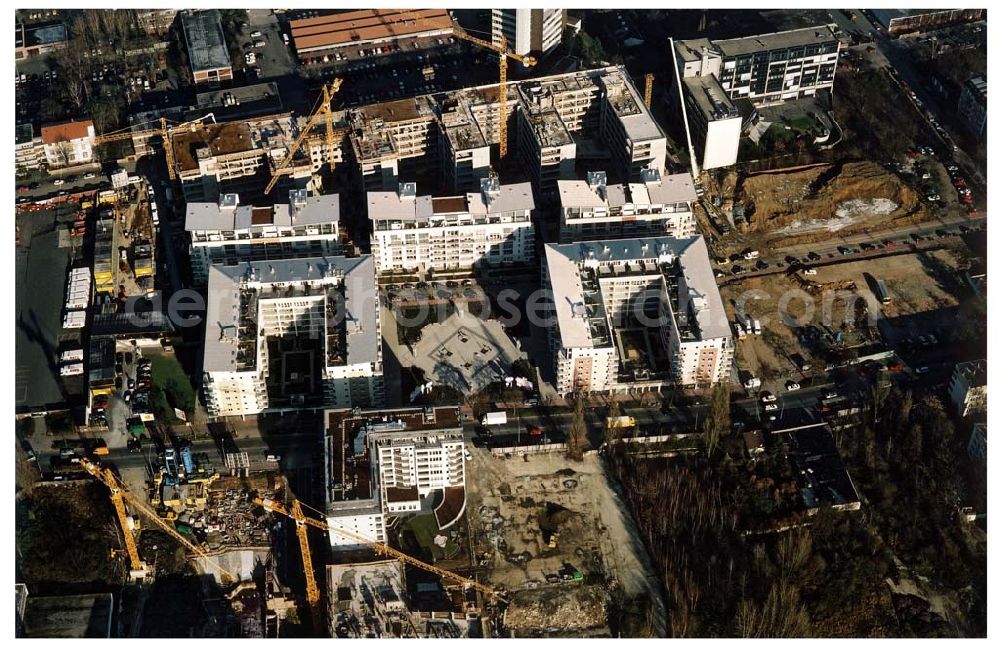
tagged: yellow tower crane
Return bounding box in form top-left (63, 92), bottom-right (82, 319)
top-left (393, 11), bottom-right (536, 158)
top-left (79, 460), bottom-right (236, 584)
top-left (644, 73), bottom-right (654, 109)
top-left (93, 117), bottom-right (209, 181)
top-left (254, 497), bottom-right (500, 610)
top-left (263, 79), bottom-right (343, 197)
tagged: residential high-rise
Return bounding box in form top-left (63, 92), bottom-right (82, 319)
top-left (368, 179), bottom-right (535, 274)
top-left (202, 256), bottom-right (383, 417)
top-left (491, 8), bottom-right (565, 57)
top-left (544, 236), bottom-right (733, 395)
top-left (184, 190), bottom-right (342, 285)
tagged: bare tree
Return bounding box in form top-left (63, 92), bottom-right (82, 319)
top-left (702, 382), bottom-right (730, 457)
top-left (567, 392), bottom-right (587, 459)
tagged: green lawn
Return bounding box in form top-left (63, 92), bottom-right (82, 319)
top-left (400, 513), bottom-right (460, 563)
top-left (148, 353), bottom-right (196, 424)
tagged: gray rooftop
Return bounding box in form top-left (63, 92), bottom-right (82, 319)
top-left (713, 25), bottom-right (839, 57)
top-left (602, 71), bottom-right (664, 142)
top-left (186, 193), bottom-right (340, 231)
top-left (367, 190), bottom-right (435, 221)
top-left (182, 9), bottom-right (232, 73)
top-left (683, 75), bottom-right (740, 122)
top-left (558, 173), bottom-right (696, 209)
top-left (546, 235), bottom-right (730, 349)
top-left (466, 181), bottom-right (535, 214)
top-left (204, 256), bottom-right (377, 374)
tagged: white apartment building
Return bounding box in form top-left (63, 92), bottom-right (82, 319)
top-left (185, 190), bottom-right (342, 284)
top-left (544, 235), bottom-right (733, 395)
top-left (40, 119), bottom-right (96, 169)
top-left (557, 169), bottom-right (698, 242)
top-left (15, 124), bottom-right (43, 172)
top-left (675, 25), bottom-right (841, 106)
top-left (202, 256), bottom-right (382, 418)
top-left (325, 407), bottom-right (466, 550)
top-left (491, 8), bottom-right (565, 57)
top-left (368, 178), bottom-right (535, 275)
top-left (949, 359), bottom-right (987, 417)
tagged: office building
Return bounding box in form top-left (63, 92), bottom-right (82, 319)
top-left (676, 26), bottom-right (841, 106)
top-left (202, 256), bottom-right (382, 417)
top-left (871, 8), bottom-right (984, 35)
top-left (185, 190), bottom-right (342, 284)
top-left (181, 10), bottom-right (234, 85)
top-left (557, 169), bottom-right (698, 242)
top-left (544, 235), bottom-right (733, 395)
top-left (491, 8), bottom-right (565, 57)
top-left (369, 178), bottom-right (535, 275)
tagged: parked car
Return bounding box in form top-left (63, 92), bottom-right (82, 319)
top-left (803, 268), bottom-right (818, 276)
top-left (785, 381), bottom-right (801, 391)
top-left (915, 366), bottom-right (930, 374)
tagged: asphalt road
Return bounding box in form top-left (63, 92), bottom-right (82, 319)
top-left (716, 215), bottom-right (984, 283)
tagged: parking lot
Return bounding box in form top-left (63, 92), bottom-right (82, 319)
top-left (15, 205), bottom-right (82, 412)
top-left (237, 9), bottom-right (298, 82)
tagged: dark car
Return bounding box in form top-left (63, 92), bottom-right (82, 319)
top-left (807, 251), bottom-right (821, 261)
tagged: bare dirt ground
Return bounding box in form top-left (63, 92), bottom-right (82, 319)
top-left (464, 446), bottom-right (666, 636)
top-left (721, 250), bottom-right (966, 386)
top-left (710, 161), bottom-right (931, 251)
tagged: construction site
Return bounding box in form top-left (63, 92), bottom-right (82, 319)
top-left (706, 161), bottom-right (931, 250)
top-left (720, 247), bottom-right (971, 386)
top-left (463, 446), bottom-right (666, 637)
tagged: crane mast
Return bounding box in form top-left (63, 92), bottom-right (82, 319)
top-left (263, 79), bottom-right (343, 196)
top-left (254, 497), bottom-right (499, 601)
top-left (79, 460), bottom-right (236, 584)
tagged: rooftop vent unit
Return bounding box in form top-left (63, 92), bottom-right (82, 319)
top-left (586, 170), bottom-right (607, 199)
top-left (219, 193), bottom-right (239, 210)
top-left (398, 182), bottom-right (417, 201)
top-left (480, 176), bottom-right (500, 206)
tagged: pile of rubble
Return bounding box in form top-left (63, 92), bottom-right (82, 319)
top-left (503, 585), bottom-right (609, 636)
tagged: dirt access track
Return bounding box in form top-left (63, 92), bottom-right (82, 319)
top-left (464, 447), bottom-right (666, 636)
top-left (716, 161), bottom-right (930, 249)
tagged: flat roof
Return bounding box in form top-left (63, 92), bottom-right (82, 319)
top-left (546, 235), bottom-right (731, 349)
top-left (186, 193), bottom-right (340, 231)
top-left (713, 25), bottom-right (839, 57)
top-left (291, 9), bottom-right (452, 52)
top-left (195, 82), bottom-right (282, 117)
top-left (181, 9), bottom-right (232, 73)
top-left (683, 75), bottom-right (740, 122)
top-left (23, 593), bottom-right (114, 638)
top-left (173, 122), bottom-right (256, 172)
top-left (326, 406), bottom-right (461, 505)
top-left (602, 71), bottom-right (664, 142)
top-left (955, 359), bottom-right (987, 386)
top-left (772, 422), bottom-right (860, 510)
top-left (204, 256), bottom-right (377, 374)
